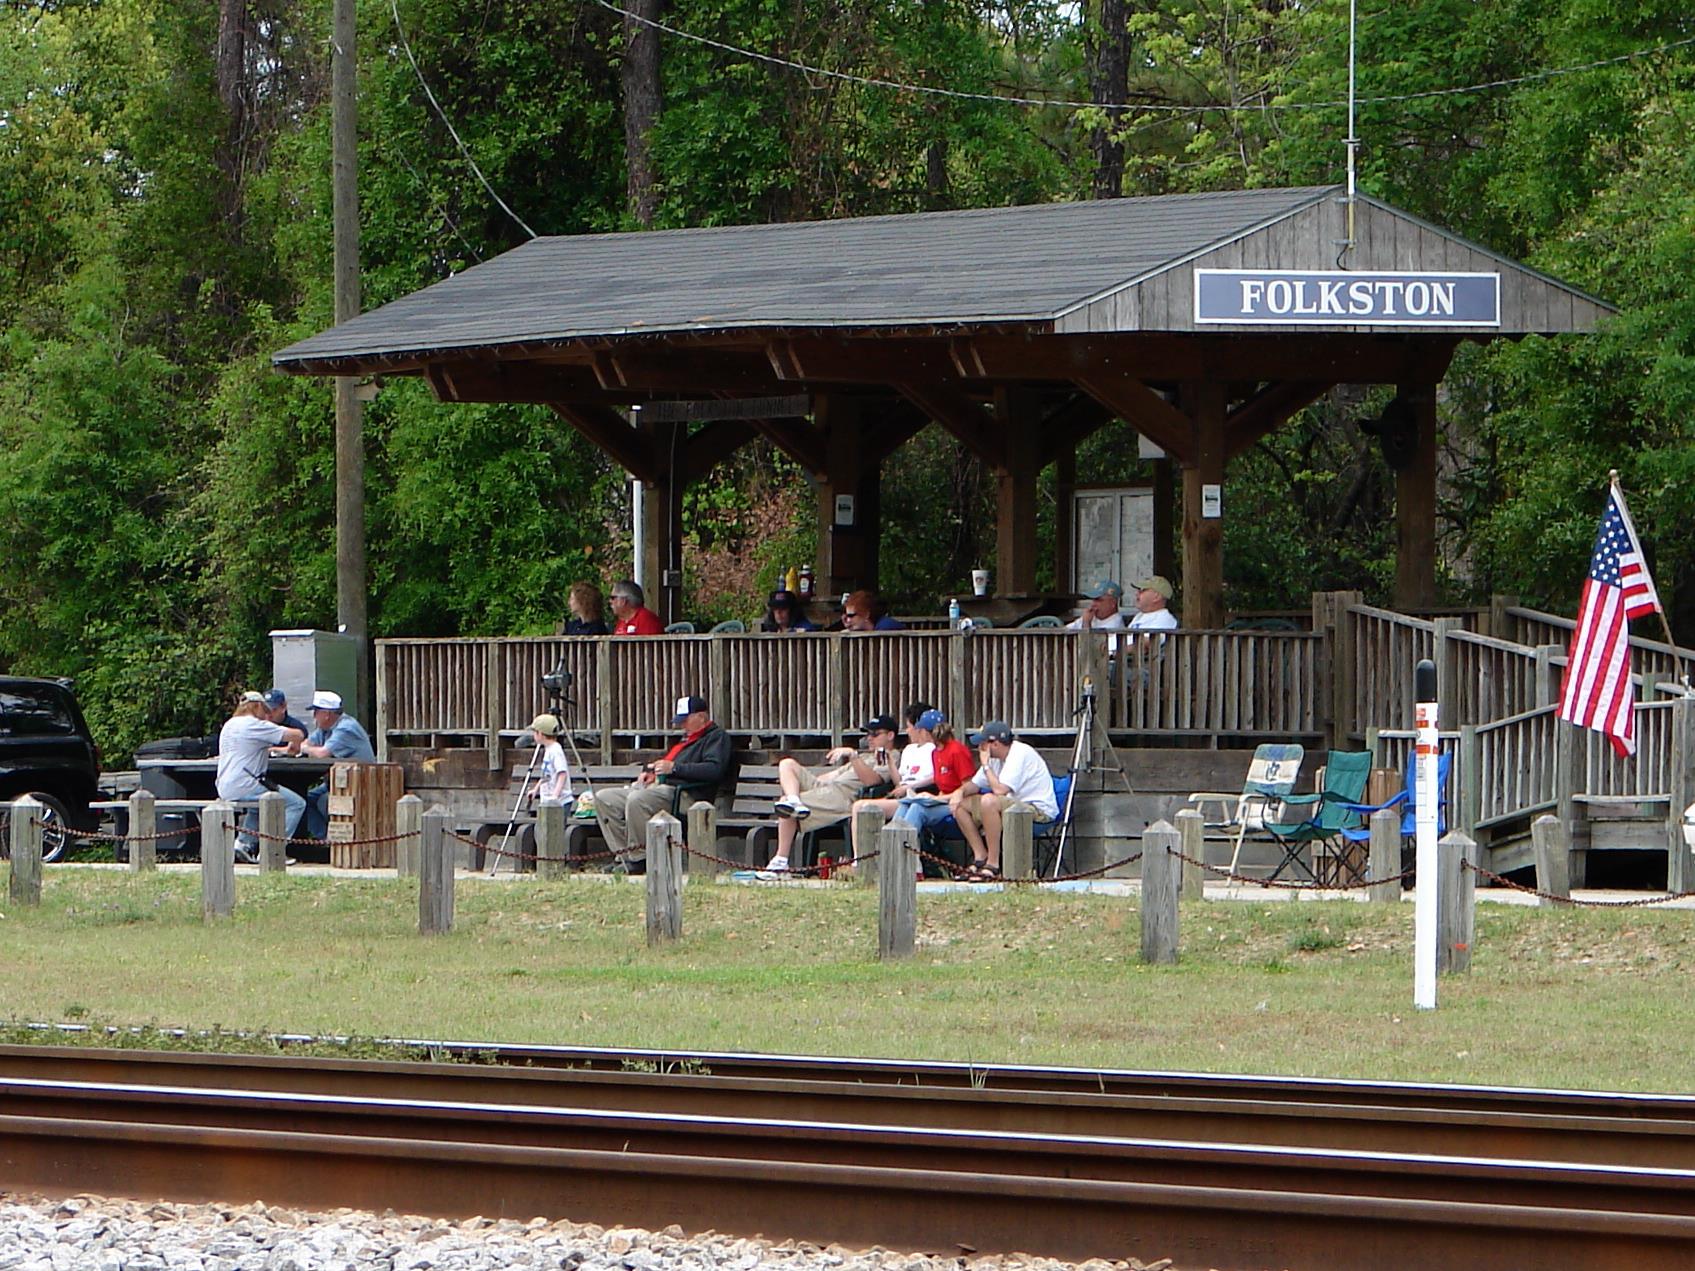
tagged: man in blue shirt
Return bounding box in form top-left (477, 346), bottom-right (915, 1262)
top-left (300, 690), bottom-right (376, 840)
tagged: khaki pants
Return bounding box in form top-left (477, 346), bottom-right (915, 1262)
top-left (594, 781), bottom-right (680, 862)
top-left (789, 765), bottom-right (859, 829)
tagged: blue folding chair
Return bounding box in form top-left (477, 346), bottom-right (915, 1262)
top-left (1335, 752), bottom-right (1450, 885)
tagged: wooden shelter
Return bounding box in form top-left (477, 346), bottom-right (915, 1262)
top-left (274, 185), bottom-right (1611, 625)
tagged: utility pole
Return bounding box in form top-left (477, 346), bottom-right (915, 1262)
top-left (332, 0), bottom-right (368, 717)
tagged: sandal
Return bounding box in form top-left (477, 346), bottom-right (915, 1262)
top-left (961, 860), bottom-right (999, 882)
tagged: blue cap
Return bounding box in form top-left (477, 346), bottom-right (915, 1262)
top-left (915, 708), bottom-right (946, 732)
top-left (969, 720), bottom-right (1014, 746)
top-left (262, 688), bottom-right (287, 709)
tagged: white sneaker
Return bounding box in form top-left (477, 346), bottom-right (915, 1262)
top-left (773, 798), bottom-right (811, 821)
top-left (765, 857), bottom-right (790, 873)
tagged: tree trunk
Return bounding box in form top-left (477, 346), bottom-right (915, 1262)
top-left (214, 0), bottom-right (251, 229)
top-left (1088, 0), bottom-right (1128, 199)
top-left (622, 0), bottom-right (664, 226)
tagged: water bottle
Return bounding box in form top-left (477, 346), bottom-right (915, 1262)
top-left (948, 597), bottom-right (961, 629)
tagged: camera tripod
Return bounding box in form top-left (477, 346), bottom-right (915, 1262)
top-left (487, 660), bottom-right (599, 876)
top-left (1049, 676), bottom-right (1098, 879)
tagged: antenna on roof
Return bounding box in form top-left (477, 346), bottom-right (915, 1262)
top-left (1337, 0), bottom-right (1359, 268)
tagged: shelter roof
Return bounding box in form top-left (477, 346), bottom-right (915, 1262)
top-left (274, 185), bottom-right (1612, 375)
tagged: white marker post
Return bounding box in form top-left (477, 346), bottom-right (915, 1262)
top-left (1413, 658), bottom-right (1439, 1010)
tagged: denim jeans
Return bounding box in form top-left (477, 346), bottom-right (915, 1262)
top-left (236, 784), bottom-right (306, 850)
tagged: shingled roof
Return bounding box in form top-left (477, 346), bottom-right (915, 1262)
top-left (273, 185), bottom-right (1611, 373)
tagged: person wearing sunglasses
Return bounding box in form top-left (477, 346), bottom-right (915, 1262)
top-left (840, 589), bottom-right (904, 632)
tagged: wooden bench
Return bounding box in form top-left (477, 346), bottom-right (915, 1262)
top-left (461, 762), bottom-right (644, 868)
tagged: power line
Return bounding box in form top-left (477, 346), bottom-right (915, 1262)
top-left (388, 0), bottom-right (538, 239)
top-left (591, 0), bottom-right (1695, 116)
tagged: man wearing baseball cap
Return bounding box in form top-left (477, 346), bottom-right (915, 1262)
top-left (261, 688), bottom-right (308, 738)
top-left (1127, 576), bottom-right (1179, 632)
top-left (949, 720), bottom-right (1058, 881)
top-left (299, 689), bottom-right (376, 840)
top-left (758, 715), bottom-right (898, 876)
top-left (594, 694), bottom-right (732, 874)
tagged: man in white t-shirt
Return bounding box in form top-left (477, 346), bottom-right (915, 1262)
top-left (216, 691), bottom-right (307, 863)
top-left (1126, 575), bottom-right (1179, 632)
top-left (948, 720), bottom-right (1057, 879)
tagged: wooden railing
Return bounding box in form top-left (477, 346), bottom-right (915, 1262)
top-left (1344, 604), bottom-right (1434, 737)
top-left (1110, 630), bottom-right (1323, 738)
top-left (1502, 606), bottom-right (1695, 684)
top-left (1472, 706), bottom-right (1558, 830)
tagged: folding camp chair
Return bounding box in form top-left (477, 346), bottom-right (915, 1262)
top-left (1261, 750), bottom-right (1372, 882)
top-left (1335, 752), bottom-right (1451, 885)
top-left (1187, 743), bottom-right (1305, 874)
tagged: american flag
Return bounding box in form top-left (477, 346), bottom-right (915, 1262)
top-left (1558, 483), bottom-right (1661, 757)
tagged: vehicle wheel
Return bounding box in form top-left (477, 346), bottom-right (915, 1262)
top-left (0, 791), bottom-right (75, 864)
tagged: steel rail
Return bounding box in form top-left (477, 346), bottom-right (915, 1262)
top-left (8, 1111), bottom-right (1695, 1270)
top-left (6, 1045), bottom-right (1695, 1170)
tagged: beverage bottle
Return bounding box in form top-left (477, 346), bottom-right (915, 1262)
top-left (797, 564), bottom-right (814, 598)
top-left (948, 597), bottom-right (961, 629)
top-left (818, 853), bottom-right (834, 880)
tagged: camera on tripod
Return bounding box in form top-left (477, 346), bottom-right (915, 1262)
top-left (541, 660), bottom-right (574, 707)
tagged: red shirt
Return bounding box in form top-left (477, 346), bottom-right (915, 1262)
top-left (615, 606), bottom-right (664, 635)
top-left (931, 739), bottom-right (978, 794)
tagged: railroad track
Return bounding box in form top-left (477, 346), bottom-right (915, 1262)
top-left (1, 1044), bottom-right (1692, 1269)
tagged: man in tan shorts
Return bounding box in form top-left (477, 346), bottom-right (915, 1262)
top-left (758, 715), bottom-right (898, 875)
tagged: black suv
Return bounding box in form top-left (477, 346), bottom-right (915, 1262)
top-left (0, 676), bottom-right (100, 863)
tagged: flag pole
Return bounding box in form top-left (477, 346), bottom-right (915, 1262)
top-left (1611, 470), bottom-right (1688, 690)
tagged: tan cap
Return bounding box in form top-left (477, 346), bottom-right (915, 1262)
top-left (526, 713), bottom-right (562, 737)
top-left (1133, 575), bottom-right (1174, 601)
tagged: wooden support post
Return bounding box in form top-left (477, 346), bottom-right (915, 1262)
top-left (1433, 617), bottom-right (1462, 728)
top-left (395, 793), bottom-right (422, 878)
top-left (1179, 381), bottom-right (1226, 631)
top-left (994, 387), bottom-right (1042, 596)
top-left (1531, 813), bottom-right (1570, 905)
top-left (637, 417), bottom-right (687, 624)
top-left (375, 644), bottom-right (392, 763)
top-left (1368, 809), bottom-right (1401, 903)
top-left (645, 810), bottom-right (683, 944)
top-left (852, 803), bottom-right (884, 888)
top-left (1487, 593), bottom-right (1520, 641)
top-left (687, 800), bottom-right (719, 879)
top-left (420, 804), bottom-right (454, 934)
top-left (536, 797), bottom-right (568, 881)
top-left (1054, 451), bottom-right (1076, 592)
top-left (258, 790), bottom-right (288, 873)
top-left (1394, 384), bottom-right (1438, 610)
top-left (201, 801), bottom-right (236, 921)
top-left (877, 822), bottom-right (918, 958)
top-left (1002, 801), bottom-right (1034, 881)
top-left (827, 634), bottom-right (846, 748)
top-left (1152, 457), bottom-right (1176, 581)
top-left (596, 638), bottom-right (615, 764)
top-left (485, 642), bottom-right (504, 772)
top-left (1436, 831), bottom-right (1477, 975)
top-left (127, 789), bottom-right (157, 873)
top-left (1668, 696), bottom-right (1694, 894)
top-left (1553, 719), bottom-right (1585, 887)
top-left (1458, 725), bottom-right (1481, 839)
top-left (1313, 590), bottom-right (1362, 749)
top-left (815, 395), bottom-right (874, 598)
top-left (1176, 808), bottom-right (1204, 902)
top-left (1139, 820), bottom-right (1179, 965)
top-left (8, 795), bottom-right (42, 906)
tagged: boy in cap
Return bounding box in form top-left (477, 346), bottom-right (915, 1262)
top-left (594, 694), bottom-right (732, 873)
top-left (948, 720), bottom-right (1058, 880)
top-left (525, 713), bottom-right (573, 804)
top-left (759, 716), bottom-right (899, 875)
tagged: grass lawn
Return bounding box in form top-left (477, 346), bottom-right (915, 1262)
top-left (3, 866), bottom-right (1694, 1092)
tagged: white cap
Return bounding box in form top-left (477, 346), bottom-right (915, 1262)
top-left (310, 690), bottom-right (343, 712)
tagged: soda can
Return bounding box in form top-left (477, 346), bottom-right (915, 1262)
top-left (818, 853), bottom-right (834, 880)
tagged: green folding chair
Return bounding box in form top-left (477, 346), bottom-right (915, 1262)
top-left (1262, 750), bottom-right (1372, 882)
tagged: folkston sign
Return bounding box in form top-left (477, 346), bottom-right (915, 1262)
top-left (1194, 269), bottom-right (1500, 326)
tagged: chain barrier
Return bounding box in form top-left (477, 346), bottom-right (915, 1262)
top-left (37, 821), bottom-right (199, 843)
top-left (1167, 843), bottom-right (1416, 892)
top-left (1463, 859), bottom-right (1695, 909)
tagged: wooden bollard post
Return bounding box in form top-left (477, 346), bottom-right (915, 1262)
top-left (877, 823), bottom-right (918, 958)
top-left (536, 797), bottom-right (568, 881)
top-left (127, 789), bottom-right (157, 873)
top-left (1367, 808), bottom-right (1401, 904)
top-left (1002, 802), bottom-right (1035, 881)
top-left (419, 804), bottom-right (454, 934)
top-left (258, 790), bottom-right (288, 873)
top-left (852, 804), bottom-right (885, 888)
top-left (645, 811), bottom-right (683, 944)
top-left (687, 801), bottom-right (719, 879)
top-left (201, 801), bottom-right (235, 921)
top-left (1531, 814), bottom-right (1570, 905)
top-left (1139, 820), bottom-right (1179, 965)
top-left (8, 795), bottom-right (43, 906)
top-left (1437, 831), bottom-right (1478, 974)
top-left (1175, 808), bottom-right (1205, 902)
top-left (395, 793), bottom-right (422, 878)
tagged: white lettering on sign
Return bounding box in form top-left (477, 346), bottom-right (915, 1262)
top-left (1196, 270), bottom-right (1498, 326)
